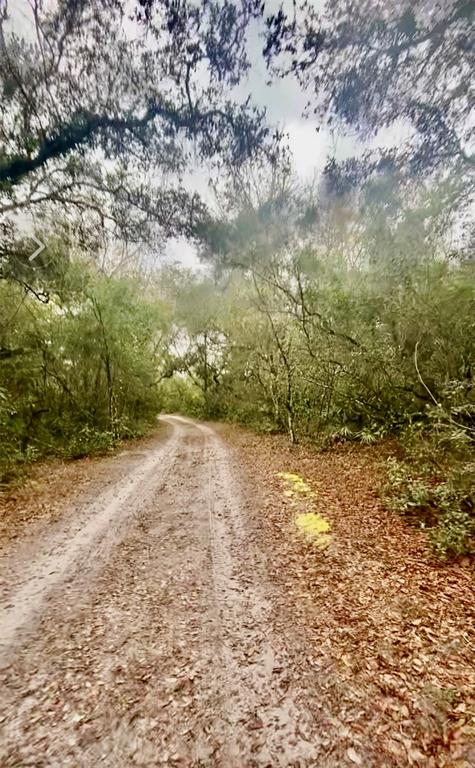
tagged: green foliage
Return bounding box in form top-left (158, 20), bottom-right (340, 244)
top-left (383, 397), bottom-right (474, 557)
top-left (66, 427), bottom-right (117, 460)
top-left (160, 376), bottom-right (205, 418)
top-left (0, 253), bottom-right (168, 482)
top-left (384, 457), bottom-right (474, 558)
top-left (167, 172), bottom-right (474, 557)
top-left (385, 459), bottom-right (433, 518)
top-left (430, 508), bottom-right (474, 560)
top-left (1, 0), bottom-right (472, 571)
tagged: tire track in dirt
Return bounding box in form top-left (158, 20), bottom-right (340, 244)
top-left (0, 416), bottom-right (325, 766)
top-left (191, 417), bottom-right (320, 765)
top-left (0, 423), bottom-right (181, 664)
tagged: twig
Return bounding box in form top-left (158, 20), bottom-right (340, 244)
top-left (414, 339), bottom-right (439, 406)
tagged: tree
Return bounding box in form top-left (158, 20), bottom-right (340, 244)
top-left (265, 1), bottom-right (474, 190)
top-left (161, 268), bottom-right (228, 415)
top-left (0, 0), bottom-right (272, 246)
top-left (193, 161), bottom-right (475, 442)
top-left (0, 247), bottom-right (169, 481)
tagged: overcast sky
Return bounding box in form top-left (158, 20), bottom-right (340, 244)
top-left (166, 0), bottom-right (353, 268)
top-left (166, 1), bottom-right (412, 268)
top-left (7, 0), bottom-right (409, 270)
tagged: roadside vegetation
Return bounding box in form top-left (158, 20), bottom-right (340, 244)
top-left (0, 254), bottom-right (168, 483)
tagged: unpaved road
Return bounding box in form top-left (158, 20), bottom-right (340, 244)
top-left (0, 416), bottom-right (326, 767)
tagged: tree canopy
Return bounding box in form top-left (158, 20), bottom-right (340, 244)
top-left (0, 0), bottom-right (271, 243)
top-left (265, 0), bottom-right (474, 199)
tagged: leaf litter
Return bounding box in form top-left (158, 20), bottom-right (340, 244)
top-left (223, 425), bottom-right (475, 768)
top-left (0, 421), bottom-right (473, 767)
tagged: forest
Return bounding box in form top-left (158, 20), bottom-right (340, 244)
top-left (1, 0), bottom-right (474, 558)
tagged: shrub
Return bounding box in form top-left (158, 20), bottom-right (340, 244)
top-left (384, 457), bottom-right (474, 558)
top-left (65, 426), bottom-right (117, 459)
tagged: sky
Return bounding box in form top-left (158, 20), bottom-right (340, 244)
top-left (165, 0), bottom-right (351, 268)
top-left (165, 0), bottom-right (412, 269)
top-left (5, 0), bottom-right (409, 270)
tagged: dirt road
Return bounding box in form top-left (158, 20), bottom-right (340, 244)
top-left (0, 416), bottom-right (327, 767)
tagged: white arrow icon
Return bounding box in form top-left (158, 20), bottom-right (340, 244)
top-left (29, 235), bottom-right (46, 262)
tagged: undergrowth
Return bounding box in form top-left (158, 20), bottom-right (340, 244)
top-left (383, 415), bottom-right (474, 559)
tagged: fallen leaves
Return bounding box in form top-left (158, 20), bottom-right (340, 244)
top-left (347, 746), bottom-right (363, 764)
top-left (225, 425), bottom-right (475, 768)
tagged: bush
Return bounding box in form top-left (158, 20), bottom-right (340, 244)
top-left (160, 376), bottom-right (205, 417)
top-left (0, 265), bottom-right (167, 484)
top-left (65, 426), bottom-right (117, 459)
top-left (384, 457), bottom-right (474, 558)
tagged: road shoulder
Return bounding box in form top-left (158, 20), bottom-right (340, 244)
top-left (221, 423), bottom-right (475, 768)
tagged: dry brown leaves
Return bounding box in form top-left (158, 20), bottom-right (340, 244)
top-left (223, 426), bottom-right (475, 768)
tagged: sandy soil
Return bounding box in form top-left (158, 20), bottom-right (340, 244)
top-left (0, 416), bottom-right (334, 767)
